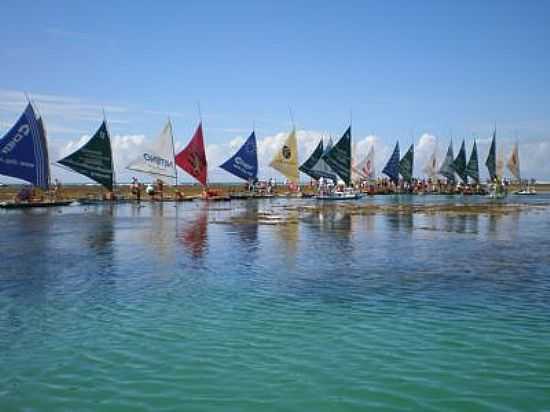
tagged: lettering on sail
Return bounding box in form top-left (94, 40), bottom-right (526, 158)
top-left (2, 124), bottom-right (30, 155)
top-left (233, 156), bottom-right (254, 177)
top-left (143, 153), bottom-right (174, 169)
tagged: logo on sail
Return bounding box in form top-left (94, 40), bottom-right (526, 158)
top-left (1, 124), bottom-right (30, 155)
top-left (282, 145), bottom-right (292, 159)
top-left (189, 152), bottom-right (201, 175)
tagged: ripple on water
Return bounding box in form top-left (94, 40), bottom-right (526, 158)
top-left (1, 200), bottom-right (550, 410)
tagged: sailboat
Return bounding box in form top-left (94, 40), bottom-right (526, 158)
top-left (382, 141), bottom-right (400, 184)
top-left (352, 144), bottom-right (375, 182)
top-left (399, 144), bottom-right (414, 183)
top-left (317, 126), bottom-right (361, 200)
top-left (465, 141), bottom-right (479, 183)
top-left (269, 127), bottom-right (299, 194)
top-left (127, 120), bottom-right (177, 180)
top-left (0, 102), bottom-right (70, 208)
top-left (57, 119), bottom-right (115, 200)
top-left (438, 140), bottom-right (456, 185)
top-left (299, 139), bottom-right (324, 180)
top-left (485, 130), bottom-right (497, 182)
top-left (451, 140), bottom-right (468, 183)
top-left (220, 131), bottom-right (258, 182)
top-left (508, 143), bottom-right (536, 195)
top-left (423, 146), bottom-right (438, 179)
top-left (220, 131), bottom-right (262, 199)
top-left (174, 122), bottom-right (220, 200)
top-left (126, 120), bottom-right (183, 201)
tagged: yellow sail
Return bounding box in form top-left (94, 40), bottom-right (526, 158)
top-left (269, 129), bottom-right (299, 183)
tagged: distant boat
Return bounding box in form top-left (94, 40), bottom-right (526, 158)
top-left (465, 140), bottom-right (479, 184)
top-left (299, 139), bottom-right (324, 180)
top-left (438, 140), bottom-right (456, 183)
top-left (0, 102), bottom-right (70, 208)
top-left (311, 137), bottom-right (338, 181)
top-left (220, 130), bottom-right (258, 182)
top-left (0, 102), bottom-right (50, 190)
top-left (317, 126), bottom-right (361, 200)
top-left (269, 127), bottom-right (299, 184)
top-left (57, 120), bottom-right (114, 191)
top-left (422, 142), bottom-right (438, 180)
top-left (316, 187), bottom-right (362, 200)
top-left (382, 141), bottom-right (400, 183)
top-left (352, 144), bottom-right (375, 182)
top-left (485, 130), bottom-right (497, 181)
top-left (451, 140), bottom-right (468, 183)
top-left (175, 122), bottom-right (208, 186)
top-left (514, 187), bottom-right (537, 195)
top-left (507, 143), bottom-right (521, 182)
top-left (323, 126), bottom-right (352, 186)
top-left (127, 120), bottom-right (177, 180)
top-left (399, 144), bottom-right (414, 183)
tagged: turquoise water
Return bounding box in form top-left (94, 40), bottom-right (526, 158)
top-left (1, 196), bottom-right (550, 411)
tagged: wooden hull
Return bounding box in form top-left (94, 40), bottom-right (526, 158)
top-left (0, 201), bottom-right (73, 209)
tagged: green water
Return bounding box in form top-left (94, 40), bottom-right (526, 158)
top-left (1, 197), bottom-right (549, 411)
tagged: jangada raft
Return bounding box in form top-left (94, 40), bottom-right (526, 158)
top-left (0, 102), bottom-right (70, 209)
top-left (307, 125), bottom-right (361, 200)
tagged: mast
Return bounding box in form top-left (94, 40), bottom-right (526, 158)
top-left (30, 95), bottom-right (52, 190)
top-left (169, 117), bottom-right (178, 188)
top-left (102, 107), bottom-right (116, 192)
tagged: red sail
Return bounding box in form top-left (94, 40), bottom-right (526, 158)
top-left (175, 123), bottom-right (208, 186)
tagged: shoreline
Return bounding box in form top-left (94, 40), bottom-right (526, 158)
top-left (1, 182), bottom-right (549, 203)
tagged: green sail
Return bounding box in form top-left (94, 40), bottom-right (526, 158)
top-left (465, 140), bottom-right (480, 183)
top-left (58, 121), bottom-right (114, 190)
top-left (299, 139), bottom-right (324, 180)
top-left (399, 144), bottom-right (414, 182)
top-left (485, 130), bottom-right (496, 181)
top-left (323, 126), bottom-right (351, 185)
top-left (451, 140), bottom-right (468, 183)
top-left (438, 141), bottom-right (455, 183)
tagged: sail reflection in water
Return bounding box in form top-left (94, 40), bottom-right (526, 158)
top-left (178, 207), bottom-right (208, 258)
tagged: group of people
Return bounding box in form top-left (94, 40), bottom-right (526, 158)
top-left (130, 177), bottom-right (186, 201)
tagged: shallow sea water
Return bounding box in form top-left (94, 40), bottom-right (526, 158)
top-left (1, 195), bottom-right (550, 411)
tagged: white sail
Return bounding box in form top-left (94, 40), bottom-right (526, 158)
top-left (353, 145), bottom-right (375, 181)
top-left (127, 120), bottom-right (177, 178)
top-left (507, 143), bottom-right (520, 181)
top-left (422, 145), bottom-right (438, 179)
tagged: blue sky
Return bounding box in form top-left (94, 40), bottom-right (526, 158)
top-left (1, 0), bottom-right (549, 182)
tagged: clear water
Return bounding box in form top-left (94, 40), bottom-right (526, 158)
top-left (1, 196), bottom-right (550, 411)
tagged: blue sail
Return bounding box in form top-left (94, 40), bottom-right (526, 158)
top-left (220, 131), bottom-right (258, 181)
top-left (382, 141), bottom-right (400, 183)
top-left (0, 103), bottom-right (49, 189)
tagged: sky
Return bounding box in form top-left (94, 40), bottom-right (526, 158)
top-left (1, 0), bottom-right (549, 183)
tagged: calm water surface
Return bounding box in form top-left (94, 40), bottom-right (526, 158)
top-left (1, 195), bottom-right (550, 411)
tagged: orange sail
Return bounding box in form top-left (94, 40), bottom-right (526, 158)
top-left (175, 123), bottom-right (208, 186)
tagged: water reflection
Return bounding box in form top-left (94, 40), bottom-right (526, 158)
top-left (234, 201), bottom-right (259, 248)
top-left (147, 203), bottom-right (176, 262)
top-left (178, 207), bottom-right (208, 258)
